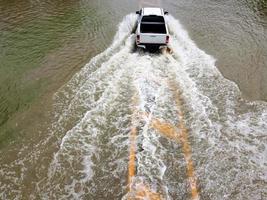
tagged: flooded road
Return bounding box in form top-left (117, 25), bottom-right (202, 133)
top-left (0, 0), bottom-right (267, 199)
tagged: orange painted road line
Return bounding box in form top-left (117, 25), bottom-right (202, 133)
top-left (168, 80), bottom-right (200, 200)
top-left (128, 92), bottom-right (162, 199)
top-left (150, 116), bottom-right (199, 200)
top-left (128, 126), bottom-right (137, 187)
top-left (150, 117), bottom-right (180, 143)
top-left (128, 93), bottom-right (139, 189)
top-left (128, 76), bottom-right (199, 199)
top-left (128, 182), bottom-right (162, 200)
top-left (140, 73), bottom-right (199, 199)
top-left (143, 110), bottom-right (200, 200)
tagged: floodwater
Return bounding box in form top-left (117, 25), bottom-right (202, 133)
top-left (0, 0), bottom-right (267, 199)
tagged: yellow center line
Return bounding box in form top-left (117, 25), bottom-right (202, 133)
top-left (128, 92), bottom-right (162, 199)
top-left (128, 126), bottom-right (137, 187)
top-left (150, 117), bottom-right (179, 142)
top-left (168, 80), bottom-right (200, 200)
top-left (128, 67), bottom-right (199, 199)
top-left (129, 83), bottom-right (199, 200)
top-left (144, 111), bottom-right (200, 200)
top-left (149, 116), bottom-right (199, 200)
top-left (141, 75), bottom-right (200, 199)
top-left (128, 93), bottom-right (139, 190)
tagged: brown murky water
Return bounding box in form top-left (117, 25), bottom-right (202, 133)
top-left (0, 0), bottom-right (266, 199)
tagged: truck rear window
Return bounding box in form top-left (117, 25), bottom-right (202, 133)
top-left (140, 16), bottom-right (167, 34)
top-left (142, 16), bottom-right (165, 23)
top-left (140, 23), bottom-right (167, 34)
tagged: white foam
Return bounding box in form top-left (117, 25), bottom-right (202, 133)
top-left (41, 14), bottom-right (267, 199)
top-left (1, 12), bottom-right (266, 200)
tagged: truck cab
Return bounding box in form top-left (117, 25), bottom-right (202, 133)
top-left (135, 7), bottom-right (169, 50)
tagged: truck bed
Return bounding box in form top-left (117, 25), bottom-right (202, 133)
top-left (135, 9), bottom-right (169, 49)
top-left (140, 23), bottom-right (167, 34)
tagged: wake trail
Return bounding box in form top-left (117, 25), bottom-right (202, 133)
top-left (1, 13), bottom-right (266, 200)
top-left (35, 13), bottom-right (267, 200)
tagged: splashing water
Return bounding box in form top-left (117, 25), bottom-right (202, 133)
top-left (1, 13), bottom-right (266, 200)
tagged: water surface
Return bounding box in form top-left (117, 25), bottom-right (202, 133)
top-left (0, 0), bottom-right (266, 199)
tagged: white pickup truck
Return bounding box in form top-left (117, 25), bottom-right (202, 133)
top-left (135, 7), bottom-right (169, 50)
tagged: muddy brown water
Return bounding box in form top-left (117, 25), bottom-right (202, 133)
top-left (0, 0), bottom-right (266, 199)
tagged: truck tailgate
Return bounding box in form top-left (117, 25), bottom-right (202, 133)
top-left (140, 34), bottom-right (166, 44)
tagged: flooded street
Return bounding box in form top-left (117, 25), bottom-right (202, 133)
top-left (0, 0), bottom-right (267, 199)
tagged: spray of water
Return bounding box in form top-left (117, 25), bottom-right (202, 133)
top-left (1, 13), bottom-right (266, 200)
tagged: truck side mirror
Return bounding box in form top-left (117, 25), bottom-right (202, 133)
top-left (136, 11), bottom-right (140, 15)
top-left (164, 11), bottom-right (169, 15)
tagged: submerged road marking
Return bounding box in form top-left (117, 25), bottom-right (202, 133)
top-left (149, 116), bottom-right (199, 200)
top-left (128, 92), bottom-right (162, 199)
top-left (150, 117), bottom-right (180, 143)
top-left (128, 126), bottom-right (137, 187)
top-left (128, 93), bottom-right (139, 188)
top-left (128, 63), bottom-right (199, 199)
top-left (168, 80), bottom-right (200, 200)
top-left (140, 78), bottom-right (200, 200)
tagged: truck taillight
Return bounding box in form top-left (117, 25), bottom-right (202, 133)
top-left (166, 35), bottom-right (169, 44)
top-left (137, 35), bottom-right (140, 44)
